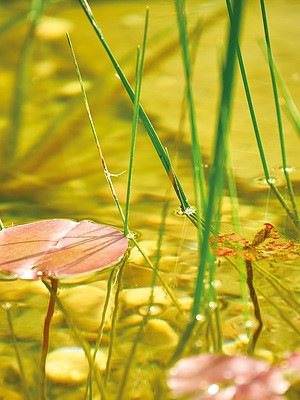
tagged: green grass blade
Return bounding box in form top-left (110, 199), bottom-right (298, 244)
top-left (66, 31), bottom-right (126, 226)
top-left (226, 0), bottom-right (299, 230)
top-left (226, 153), bottom-right (251, 341)
top-left (42, 280), bottom-right (107, 399)
top-left (195, 0), bottom-right (245, 319)
top-left (77, 0), bottom-right (196, 223)
top-left (260, 0), bottom-right (299, 225)
top-left (174, 0), bottom-right (207, 217)
top-left (124, 8), bottom-right (149, 236)
top-left (117, 199), bottom-right (170, 399)
top-left (170, 0), bottom-right (245, 364)
top-left (4, 303), bottom-right (31, 400)
top-left (104, 258), bottom-right (127, 385)
top-left (271, 56), bottom-right (300, 137)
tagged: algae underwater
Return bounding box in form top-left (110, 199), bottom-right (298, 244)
top-left (0, 0), bottom-right (299, 399)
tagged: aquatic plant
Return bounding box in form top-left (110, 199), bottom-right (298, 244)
top-left (211, 223), bottom-right (300, 354)
top-left (0, 219), bottom-right (128, 399)
top-left (1, 0), bottom-right (299, 398)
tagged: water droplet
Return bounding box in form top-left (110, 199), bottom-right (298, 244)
top-left (196, 314), bottom-right (204, 321)
top-left (174, 207), bottom-right (184, 217)
top-left (279, 165), bottom-right (295, 173)
top-left (184, 207), bottom-right (196, 216)
top-left (208, 384), bottom-right (219, 395)
top-left (0, 270), bottom-right (18, 281)
top-left (208, 301), bottom-right (216, 309)
top-left (127, 231), bottom-right (139, 239)
top-left (2, 302), bottom-right (12, 310)
top-left (138, 304), bottom-right (163, 316)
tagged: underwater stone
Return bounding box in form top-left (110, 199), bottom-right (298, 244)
top-left (128, 240), bottom-right (156, 265)
top-left (120, 286), bottom-right (171, 309)
top-left (0, 388), bottom-right (22, 400)
top-left (0, 280), bottom-right (47, 301)
top-left (46, 347), bottom-right (107, 385)
top-left (60, 285), bottom-right (109, 332)
top-left (141, 318), bottom-right (178, 348)
top-left (36, 17), bottom-right (73, 40)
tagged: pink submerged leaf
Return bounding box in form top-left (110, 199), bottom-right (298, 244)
top-left (230, 368), bottom-right (289, 400)
top-left (286, 353), bottom-right (300, 371)
top-left (0, 219), bottom-right (128, 280)
top-left (168, 354), bottom-right (269, 395)
top-left (167, 354), bottom-right (291, 400)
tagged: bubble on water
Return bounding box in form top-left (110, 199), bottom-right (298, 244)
top-left (245, 320), bottom-right (253, 328)
top-left (251, 176), bottom-right (280, 187)
top-left (195, 339), bottom-right (203, 348)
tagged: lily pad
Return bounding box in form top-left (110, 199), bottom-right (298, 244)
top-left (0, 219), bottom-right (128, 280)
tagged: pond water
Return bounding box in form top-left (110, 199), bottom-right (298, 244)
top-left (0, 0), bottom-right (299, 399)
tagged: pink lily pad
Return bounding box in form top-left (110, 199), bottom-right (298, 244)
top-left (0, 219), bottom-right (128, 280)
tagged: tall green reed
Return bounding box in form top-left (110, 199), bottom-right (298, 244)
top-left (77, 0), bottom-right (200, 228)
top-left (170, 0), bottom-right (245, 363)
top-left (227, 0), bottom-right (299, 231)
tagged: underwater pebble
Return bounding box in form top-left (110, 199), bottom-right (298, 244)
top-left (119, 314), bottom-right (144, 328)
top-left (60, 285), bottom-right (109, 332)
top-left (141, 318), bottom-right (178, 348)
top-left (0, 388), bottom-right (22, 400)
top-left (121, 14), bottom-right (145, 28)
top-left (36, 17), bottom-right (73, 40)
top-left (0, 280), bottom-right (47, 301)
top-left (158, 255), bottom-right (180, 273)
top-left (59, 80), bottom-right (91, 98)
top-left (123, 265), bottom-right (156, 287)
top-left (121, 286), bottom-right (171, 309)
top-left (46, 347), bottom-right (107, 385)
top-left (10, 309), bottom-right (45, 340)
top-left (129, 240), bottom-right (156, 265)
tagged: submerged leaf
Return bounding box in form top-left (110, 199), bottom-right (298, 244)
top-left (211, 223), bottom-right (300, 262)
top-left (0, 219), bottom-right (128, 280)
top-left (167, 353), bottom-right (294, 400)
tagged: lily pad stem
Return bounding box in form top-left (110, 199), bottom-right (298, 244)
top-left (40, 277), bottom-right (58, 400)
